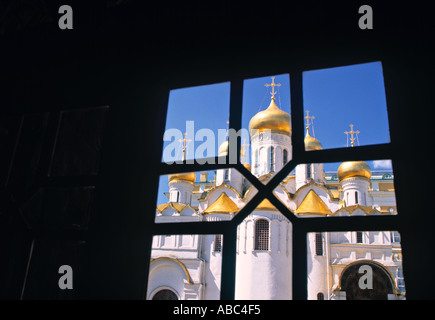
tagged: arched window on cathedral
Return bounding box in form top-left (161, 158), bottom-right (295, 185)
top-left (307, 163), bottom-right (312, 179)
top-left (355, 191), bottom-right (359, 204)
top-left (254, 219), bottom-right (270, 251)
top-left (254, 149), bottom-right (259, 174)
top-left (176, 191), bottom-right (180, 203)
top-left (224, 169), bottom-right (229, 181)
top-left (283, 149), bottom-right (288, 165)
top-left (317, 292), bottom-right (324, 300)
top-left (214, 234), bottom-right (222, 252)
top-left (356, 231), bottom-right (363, 243)
top-left (268, 146), bottom-right (274, 172)
top-left (152, 289), bottom-right (178, 300)
top-left (315, 232), bottom-right (323, 256)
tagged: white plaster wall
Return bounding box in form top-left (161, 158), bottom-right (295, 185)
top-left (200, 234), bottom-right (222, 300)
top-left (169, 180), bottom-right (195, 204)
top-left (216, 168), bottom-right (244, 195)
top-left (235, 211), bottom-right (292, 299)
top-left (152, 234), bottom-right (200, 260)
top-left (340, 177), bottom-right (370, 206)
top-left (251, 133), bottom-right (292, 177)
top-left (147, 263), bottom-right (186, 300)
top-left (295, 163), bottom-right (325, 190)
top-left (307, 232), bottom-right (328, 300)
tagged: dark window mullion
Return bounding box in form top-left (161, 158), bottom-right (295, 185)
top-left (220, 225), bottom-right (237, 300)
top-left (292, 227), bottom-right (307, 300)
top-left (289, 71), bottom-right (305, 158)
top-left (289, 71), bottom-right (309, 300)
top-left (220, 79), bottom-right (243, 300)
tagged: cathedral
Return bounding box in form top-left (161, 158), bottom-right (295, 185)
top-left (147, 79), bottom-right (405, 300)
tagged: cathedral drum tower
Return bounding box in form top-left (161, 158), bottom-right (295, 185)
top-left (235, 77), bottom-right (293, 299)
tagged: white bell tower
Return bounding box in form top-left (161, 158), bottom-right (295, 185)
top-left (236, 76), bottom-right (293, 299)
top-left (337, 125), bottom-right (371, 207)
top-left (249, 77), bottom-right (292, 178)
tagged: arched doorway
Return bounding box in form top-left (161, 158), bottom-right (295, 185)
top-left (340, 261), bottom-right (395, 300)
top-left (152, 289), bottom-right (178, 300)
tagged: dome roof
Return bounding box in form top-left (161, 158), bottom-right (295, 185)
top-left (304, 131), bottom-right (323, 151)
top-left (243, 163), bottom-right (251, 171)
top-left (168, 172), bottom-right (196, 184)
top-left (337, 161), bottom-right (371, 182)
top-left (248, 98), bottom-right (291, 137)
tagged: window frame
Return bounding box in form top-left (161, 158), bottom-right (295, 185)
top-left (150, 62), bottom-right (402, 300)
top-left (356, 231), bottom-right (363, 244)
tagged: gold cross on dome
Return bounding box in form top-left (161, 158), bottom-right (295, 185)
top-left (304, 110), bottom-right (315, 133)
top-left (265, 76), bottom-right (281, 100)
top-left (179, 132), bottom-right (192, 161)
top-left (344, 124), bottom-right (360, 147)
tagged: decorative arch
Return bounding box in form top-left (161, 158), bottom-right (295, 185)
top-left (150, 287), bottom-right (179, 300)
top-left (338, 260), bottom-right (397, 300)
top-left (149, 257), bottom-right (193, 285)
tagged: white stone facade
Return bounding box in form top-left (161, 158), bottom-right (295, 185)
top-left (148, 101), bottom-right (403, 300)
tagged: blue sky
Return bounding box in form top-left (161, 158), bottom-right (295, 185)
top-left (157, 61), bottom-right (392, 205)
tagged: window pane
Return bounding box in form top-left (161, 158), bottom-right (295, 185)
top-left (303, 62), bottom-right (390, 150)
top-left (242, 74), bottom-right (291, 182)
top-left (154, 169), bottom-right (257, 223)
top-left (273, 159), bottom-right (398, 218)
top-left (162, 82), bottom-right (230, 163)
top-left (307, 231), bottom-right (406, 300)
top-left (235, 202), bottom-right (292, 299)
top-left (147, 234), bottom-right (223, 300)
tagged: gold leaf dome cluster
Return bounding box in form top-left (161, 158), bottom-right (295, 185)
top-left (337, 161), bottom-right (371, 182)
top-left (168, 172), bottom-right (196, 184)
top-left (248, 98), bottom-right (291, 137)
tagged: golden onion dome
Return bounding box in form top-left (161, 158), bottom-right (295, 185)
top-left (168, 172), bottom-right (196, 184)
top-left (249, 98), bottom-right (291, 137)
top-left (337, 161), bottom-right (371, 182)
top-left (304, 131), bottom-right (323, 151)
